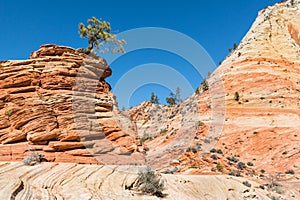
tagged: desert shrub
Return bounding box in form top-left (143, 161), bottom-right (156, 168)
top-left (211, 154), bottom-right (218, 160)
top-left (210, 148), bottom-right (216, 153)
top-left (23, 152), bottom-right (44, 166)
top-left (204, 138), bottom-right (210, 144)
top-left (141, 133), bottom-right (153, 143)
top-left (227, 156), bottom-right (239, 163)
top-left (273, 186), bottom-right (285, 194)
top-left (162, 169), bottom-right (172, 174)
top-left (191, 148), bottom-right (197, 153)
top-left (196, 121), bottom-right (205, 127)
top-left (237, 162), bottom-right (247, 170)
top-left (134, 166), bottom-right (164, 197)
top-left (285, 169), bottom-right (295, 174)
top-left (242, 181), bottom-right (251, 187)
top-left (216, 149), bottom-right (223, 154)
top-left (247, 162), bottom-right (254, 166)
top-left (260, 169), bottom-right (265, 174)
top-left (228, 171), bottom-right (236, 176)
top-left (234, 92), bottom-right (240, 101)
top-left (270, 196), bottom-right (280, 200)
top-left (216, 163), bottom-right (223, 172)
top-left (5, 109), bottom-right (12, 117)
top-left (201, 79), bottom-right (209, 91)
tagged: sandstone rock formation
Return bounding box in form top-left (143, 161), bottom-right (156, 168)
top-left (2, 162), bottom-right (296, 200)
top-left (128, 0), bottom-right (300, 175)
top-left (0, 44), bottom-right (144, 164)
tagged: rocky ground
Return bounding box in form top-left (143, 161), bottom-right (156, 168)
top-left (2, 162), bottom-right (299, 200)
top-left (128, 0), bottom-right (300, 176)
top-left (0, 0), bottom-right (299, 199)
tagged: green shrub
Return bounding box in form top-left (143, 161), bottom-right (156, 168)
top-left (247, 162), bottom-right (254, 166)
top-left (234, 92), bottom-right (240, 101)
top-left (242, 181), bottom-right (251, 187)
top-left (201, 79), bottom-right (209, 91)
top-left (216, 149), bottom-right (223, 154)
top-left (191, 148), bottom-right (197, 153)
top-left (237, 162), bottom-right (247, 170)
top-left (210, 148), bottom-right (216, 153)
top-left (285, 169), bottom-right (295, 174)
top-left (216, 163), bottom-right (223, 172)
top-left (134, 166), bottom-right (164, 197)
top-left (211, 154), bottom-right (217, 160)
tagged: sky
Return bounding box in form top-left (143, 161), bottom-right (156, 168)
top-left (0, 0), bottom-right (282, 108)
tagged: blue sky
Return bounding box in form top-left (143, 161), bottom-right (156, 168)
top-left (0, 0), bottom-right (281, 108)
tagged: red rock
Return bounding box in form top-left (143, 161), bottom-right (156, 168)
top-left (0, 44), bottom-right (142, 164)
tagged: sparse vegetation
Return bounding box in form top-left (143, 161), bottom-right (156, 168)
top-left (216, 163), bottom-right (223, 172)
top-left (191, 148), bottom-right (197, 153)
top-left (134, 166), bottom-right (165, 197)
top-left (210, 148), bottom-right (217, 153)
top-left (150, 92), bottom-right (159, 104)
top-left (141, 133), bottom-right (153, 143)
top-left (196, 121), bottom-right (205, 127)
top-left (227, 156), bottom-right (239, 163)
top-left (285, 169), bottom-right (295, 174)
top-left (79, 17), bottom-right (125, 53)
top-left (247, 162), bottom-right (254, 166)
top-left (201, 79), bottom-right (209, 91)
top-left (234, 92), bottom-right (240, 101)
top-left (204, 138), bottom-right (210, 144)
top-left (237, 162), bottom-right (247, 170)
top-left (216, 149), bottom-right (223, 154)
top-left (211, 154), bottom-right (217, 160)
top-left (23, 152), bottom-right (44, 166)
top-left (5, 108), bottom-right (12, 117)
top-left (242, 181), bottom-right (251, 187)
top-left (166, 92), bottom-right (177, 106)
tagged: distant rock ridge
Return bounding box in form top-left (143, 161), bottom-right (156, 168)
top-left (128, 0), bottom-right (300, 174)
top-left (0, 44), bottom-right (144, 164)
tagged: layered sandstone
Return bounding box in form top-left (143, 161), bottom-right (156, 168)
top-left (1, 162), bottom-right (294, 200)
top-left (128, 0), bottom-right (300, 175)
top-left (0, 44), bottom-right (144, 164)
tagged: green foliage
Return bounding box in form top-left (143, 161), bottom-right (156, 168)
top-left (141, 133), bottom-right (152, 143)
top-left (242, 181), bottom-right (251, 187)
top-left (216, 149), bottom-right (223, 154)
top-left (237, 162), bottom-right (247, 170)
top-left (210, 148), bottom-right (217, 153)
top-left (234, 92), bottom-right (240, 101)
top-left (195, 87), bottom-right (200, 94)
top-left (134, 166), bottom-right (164, 197)
top-left (78, 17), bottom-right (126, 53)
top-left (196, 121), bottom-right (205, 127)
top-left (5, 108), bottom-right (12, 117)
top-left (285, 169), bottom-right (295, 174)
top-left (233, 42), bottom-right (238, 50)
top-left (150, 92), bottom-right (159, 104)
top-left (191, 148), bottom-right (197, 153)
top-left (247, 162), bottom-right (254, 166)
top-left (166, 92), bottom-right (177, 106)
top-left (216, 163), bottom-right (223, 172)
top-left (201, 79), bottom-right (209, 91)
top-left (227, 156), bottom-right (239, 163)
top-left (211, 154), bottom-right (217, 160)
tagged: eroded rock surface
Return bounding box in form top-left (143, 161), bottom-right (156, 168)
top-left (0, 44), bottom-right (143, 164)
